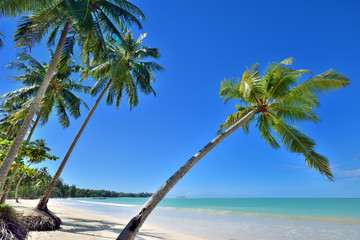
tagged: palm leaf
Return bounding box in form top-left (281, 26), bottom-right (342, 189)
top-left (219, 78), bottom-right (242, 103)
top-left (256, 113), bottom-right (280, 148)
top-left (267, 112), bottom-right (333, 180)
top-left (269, 103), bottom-right (320, 124)
top-left (218, 106), bottom-right (256, 134)
top-left (275, 70), bottom-right (349, 104)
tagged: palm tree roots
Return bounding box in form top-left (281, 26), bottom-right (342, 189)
top-left (20, 208), bottom-right (61, 231)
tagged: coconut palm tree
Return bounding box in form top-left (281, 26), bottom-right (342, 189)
top-left (117, 58), bottom-right (350, 240)
top-left (1, 52), bottom-right (90, 133)
top-left (37, 31), bottom-right (164, 211)
top-left (1, 52), bottom-right (87, 202)
top-left (32, 167), bottom-right (51, 199)
top-left (14, 140), bottom-right (55, 202)
top-left (0, 0), bottom-right (145, 191)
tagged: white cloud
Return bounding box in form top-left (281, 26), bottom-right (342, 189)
top-left (334, 168), bottom-right (360, 181)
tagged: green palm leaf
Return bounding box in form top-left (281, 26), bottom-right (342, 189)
top-left (269, 103), bottom-right (320, 124)
top-left (275, 70), bottom-right (350, 104)
top-left (256, 113), bottom-right (280, 149)
top-left (268, 112), bottom-right (333, 180)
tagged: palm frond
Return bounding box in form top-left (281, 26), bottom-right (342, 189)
top-left (100, 1), bottom-right (142, 29)
top-left (239, 67), bottom-right (265, 105)
top-left (275, 70), bottom-right (349, 104)
top-left (90, 78), bottom-right (110, 96)
top-left (14, 1), bottom-right (66, 50)
top-left (263, 57), bottom-right (295, 91)
top-left (54, 95), bottom-right (70, 128)
top-left (133, 47), bottom-right (162, 60)
top-left (266, 68), bottom-right (311, 102)
top-left (0, 0), bottom-right (54, 17)
top-left (268, 112), bottom-right (333, 180)
top-left (219, 78), bottom-right (242, 103)
top-left (0, 30), bottom-right (4, 49)
top-left (269, 103), bottom-right (320, 124)
top-left (256, 113), bottom-right (280, 148)
top-left (218, 106), bottom-right (256, 134)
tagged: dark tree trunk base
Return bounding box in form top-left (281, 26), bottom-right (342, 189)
top-left (0, 216), bottom-right (29, 240)
top-left (20, 208), bottom-right (61, 231)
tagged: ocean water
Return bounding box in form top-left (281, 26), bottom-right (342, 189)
top-left (54, 198), bottom-right (360, 240)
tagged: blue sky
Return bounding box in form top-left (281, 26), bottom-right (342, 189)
top-left (1, 0), bottom-right (359, 197)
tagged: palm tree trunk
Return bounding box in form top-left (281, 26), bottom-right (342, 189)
top-left (32, 187), bottom-right (39, 199)
top-left (13, 113), bottom-right (40, 203)
top-left (0, 19), bottom-right (73, 189)
top-left (37, 79), bottom-right (113, 211)
top-left (26, 113), bottom-right (41, 143)
top-left (15, 163), bottom-right (32, 203)
top-left (117, 109), bottom-right (257, 240)
top-left (6, 125), bottom-right (13, 140)
top-left (14, 173), bottom-right (24, 203)
top-left (0, 162), bottom-right (20, 204)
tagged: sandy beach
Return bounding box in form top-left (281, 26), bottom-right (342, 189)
top-left (7, 199), bottom-right (204, 240)
top-left (6, 198), bottom-right (360, 240)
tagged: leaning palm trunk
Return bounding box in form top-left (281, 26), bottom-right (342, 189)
top-left (0, 19), bottom-right (73, 188)
top-left (117, 109), bottom-right (257, 240)
top-left (32, 187), bottom-right (39, 199)
top-left (5, 125), bottom-right (14, 140)
top-left (0, 162), bottom-right (20, 204)
top-left (37, 79), bottom-right (113, 211)
top-left (15, 162), bottom-right (33, 203)
top-left (26, 113), bottom-right (41, 144)
top-left (14, 172), bottom-right (25, 203)
top-left (14, 114), bottom-right (41, 203)
top-left (0, 124), bottom-right (35, 204)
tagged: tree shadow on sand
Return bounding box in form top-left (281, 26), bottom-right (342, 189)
top-left (58, 217), bottom-right (167, 239)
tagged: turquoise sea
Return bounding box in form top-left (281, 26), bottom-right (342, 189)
top-left (78, 197), bottom-right (360, 220)
top-left (55, 198), bottom-right (360, 240)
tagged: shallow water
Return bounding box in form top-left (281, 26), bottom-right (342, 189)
top-left (54, 198), bottom-right (360, 240)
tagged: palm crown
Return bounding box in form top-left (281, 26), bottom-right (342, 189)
top-left (1, 52), bottom-right (90, 128)
top-left (0, 101), bottom-right (33, 139)
top-left (88, 30), bottom-right (165, 108)
top-left (14, 0), bottom-right (145, 66)
top-left (219, 58), bottom-right (350, 180)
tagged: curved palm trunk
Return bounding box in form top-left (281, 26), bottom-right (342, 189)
top-left (117, 109), bottom-right (257, 240)
top-left (32, 187), bottom-right (39, 199)
top-left (0, 162), bottom-right (20, 204)
top-left (15, 163), bottom-right (32, 203)
top-left (14, 173), bottom-right (25, 203)
top-left (0, 19), bottom-right (73, 189)
top-left (26, 113), bottom-right (41, 143)
top-left (14, 114), bottom-right (40, 203)
top-left (6, 125), bottom-right (14, 140)
top-left (36, 79), bottom-right (113, 211)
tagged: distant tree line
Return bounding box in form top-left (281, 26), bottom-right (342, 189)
top-left (7, 168), bottom-right (152, 199)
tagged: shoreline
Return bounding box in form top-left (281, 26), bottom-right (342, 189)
top-left (7, 199), bottom-right (205, 240)
top-left (7, 198), bottom-right (360, 240)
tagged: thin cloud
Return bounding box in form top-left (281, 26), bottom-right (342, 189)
top-left (334, 168), bottom-right (360, 181)
top-left (280, 164), bottom-right (303, 169)
top-left (352, 154), bottom-right (360, 161)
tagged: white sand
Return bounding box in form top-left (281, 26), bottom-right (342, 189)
top-left (7, 199), bottom-right (205, 240)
